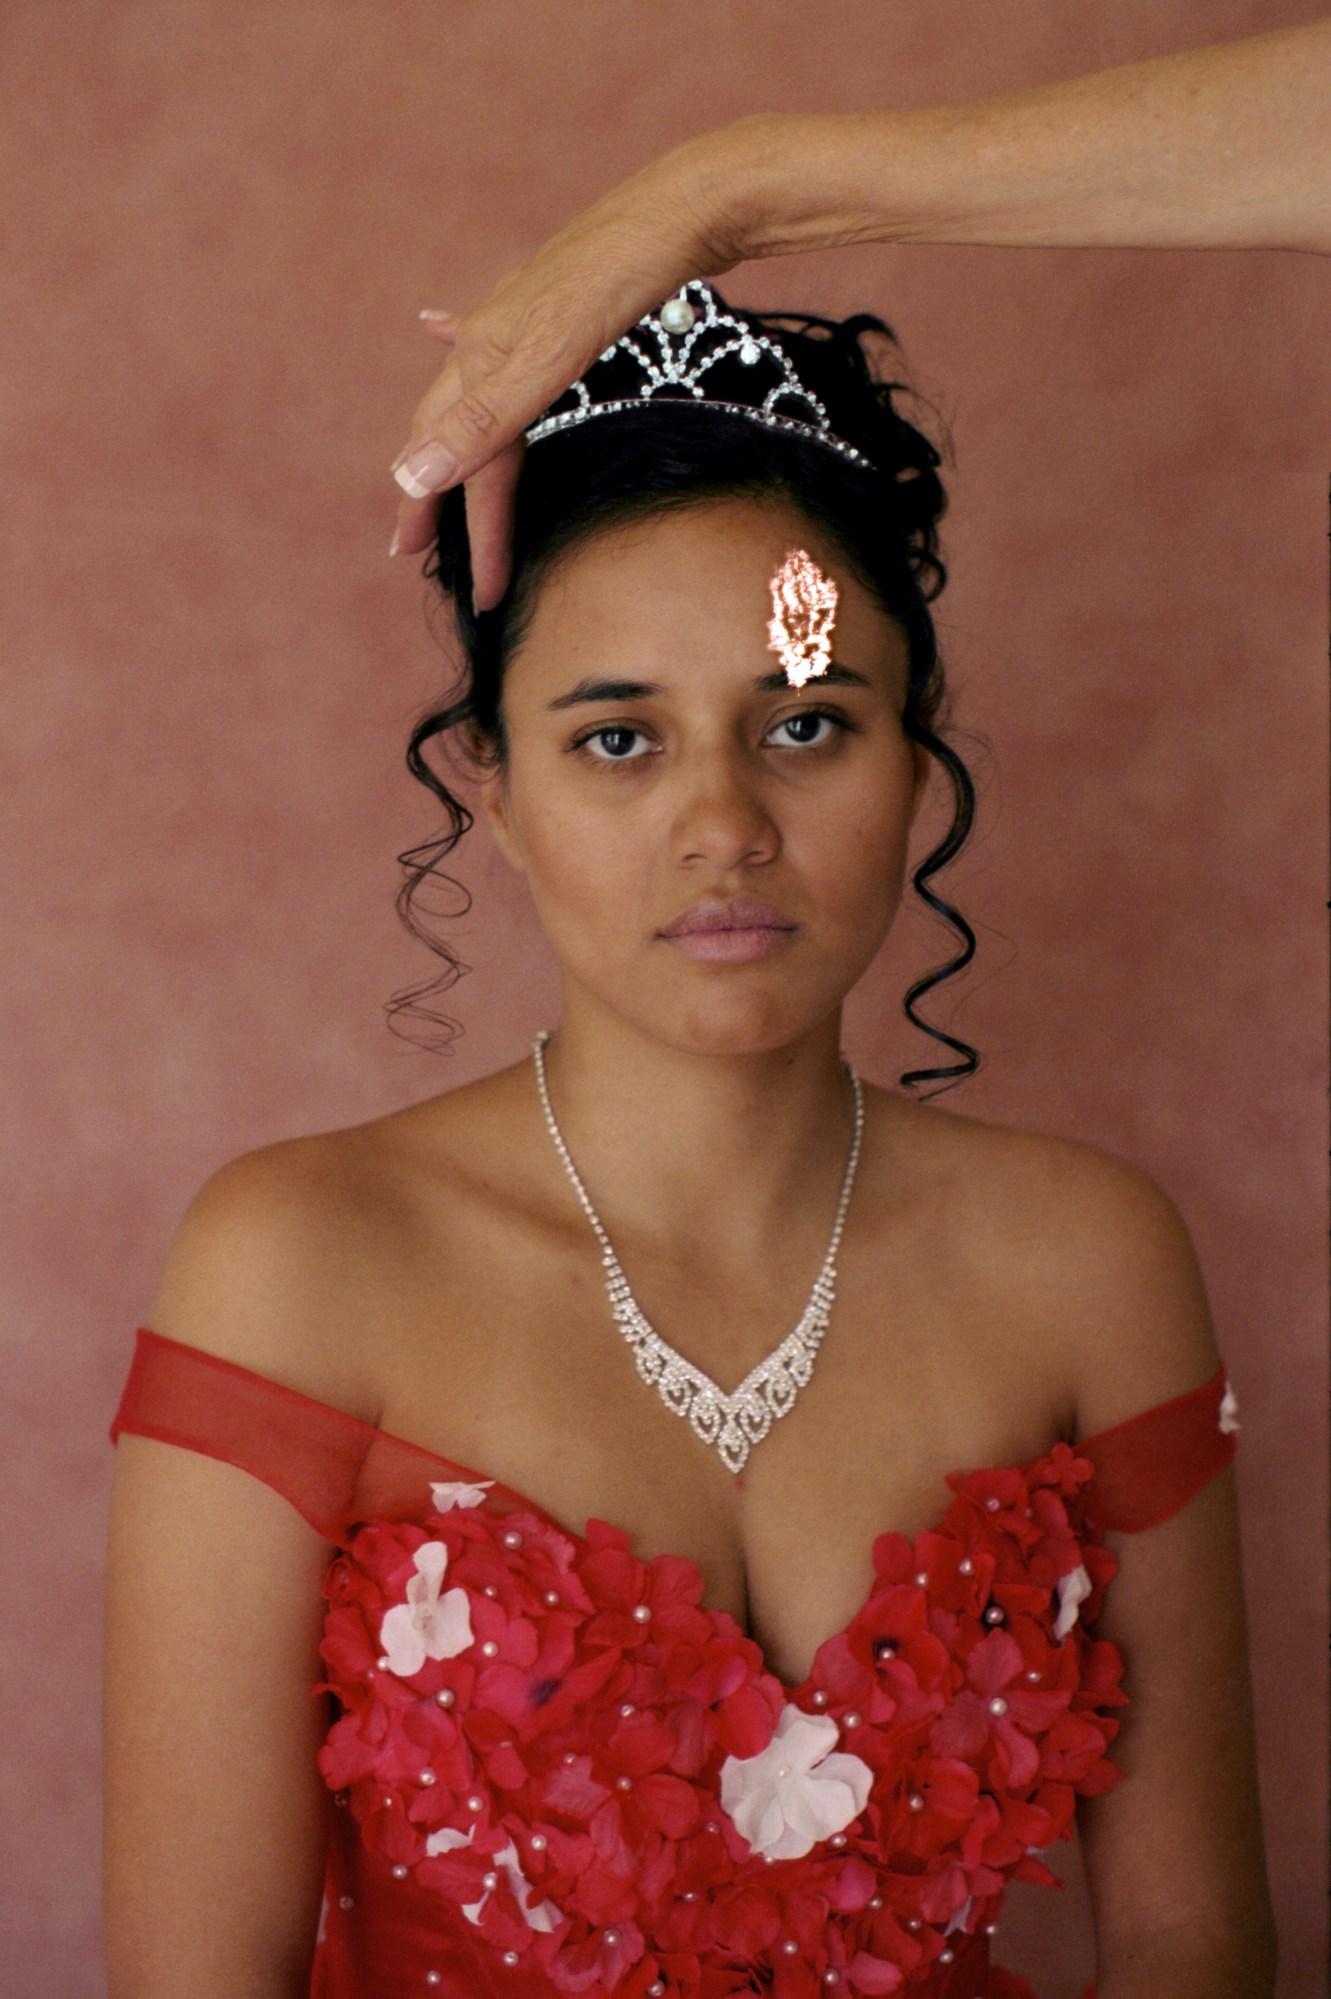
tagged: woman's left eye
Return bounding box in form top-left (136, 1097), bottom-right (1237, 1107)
top-left (768, 709), bottom-right (848, 749)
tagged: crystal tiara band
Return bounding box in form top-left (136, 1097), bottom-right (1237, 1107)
top-left (523, 277), bottom-right (874, 472)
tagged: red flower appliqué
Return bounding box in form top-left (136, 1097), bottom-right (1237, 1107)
top-left (314, 1459), bottom-right (1127, 1995)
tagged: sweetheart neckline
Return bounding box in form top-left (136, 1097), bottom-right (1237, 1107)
top-left (129, 1325), bottom-right (1196, 1692)
top-left (342, 1396), bottom-right (1005, 1693)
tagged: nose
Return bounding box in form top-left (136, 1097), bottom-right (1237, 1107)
top-left (669, 745), bottom-right (780, 871)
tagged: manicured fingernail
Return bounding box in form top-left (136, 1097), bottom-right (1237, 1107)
top-left (419, 308), bottom-right (454, 322)
top-left (389, 525), bottom-right (401, 558)
top-left (393, 439), bottom-right (459, 498)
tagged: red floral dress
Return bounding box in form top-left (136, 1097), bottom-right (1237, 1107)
top-left (110, 1327), bottom-right (1238, 1999)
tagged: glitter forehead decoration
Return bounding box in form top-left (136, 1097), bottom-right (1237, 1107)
top-left (768, 549), bottom-right (839, 689)
top-left (523, 279), bottom-right (874, 471)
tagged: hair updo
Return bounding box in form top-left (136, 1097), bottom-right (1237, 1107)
top-left (391, 298), bottom-right (982, 1097)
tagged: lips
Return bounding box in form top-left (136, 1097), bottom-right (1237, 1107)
top-left (660, 895), bottom-right (796, 937)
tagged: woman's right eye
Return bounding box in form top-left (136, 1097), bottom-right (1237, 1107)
top-left (571, 725), bottom-right (652, 763)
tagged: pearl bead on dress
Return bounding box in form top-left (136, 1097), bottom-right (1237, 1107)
top-left (530, 1833), bottom-right (547, 1851)
top-left (632, 1604), bottom-right (652, 1623)
top-left (988, 1697), bottom-right (1008, 1717)
top-left (503, 1528), bottom-right (523, 1548)
top-left (435, 1688), bottom-right (455, 1707)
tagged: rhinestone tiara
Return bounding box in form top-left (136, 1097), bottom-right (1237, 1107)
top-left (523, 277), bottom-right (875, 472)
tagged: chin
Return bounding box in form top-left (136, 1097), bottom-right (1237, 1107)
top-left (656, 991), bottom-right (834, 1060)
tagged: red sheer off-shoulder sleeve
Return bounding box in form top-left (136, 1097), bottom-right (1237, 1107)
top-left (109, 1326), bottom-right (377, 1542)
top-left (1076, 1365), bottom-right (1239, 1534)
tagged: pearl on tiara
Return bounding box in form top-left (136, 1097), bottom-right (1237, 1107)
top-left (523, 279), bottom-right (874, 472)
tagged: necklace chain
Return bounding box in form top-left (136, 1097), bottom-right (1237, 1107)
top-left (530, 1028), bottom-right (864, 1475)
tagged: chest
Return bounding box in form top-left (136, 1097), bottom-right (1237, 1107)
top-left (364, 1163), bottom-right (1075, 1690)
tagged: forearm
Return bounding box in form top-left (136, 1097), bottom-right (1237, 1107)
top-left (1094, 1921), bottom-right (1278, 1999)
top-left (729, 18), bottom-right (1331, 258)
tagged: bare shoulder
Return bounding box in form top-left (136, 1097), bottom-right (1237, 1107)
top-left (144, 1059), bottom-right (534, 1411)
top-left (873, 1087), bottom-right (1223, 1436)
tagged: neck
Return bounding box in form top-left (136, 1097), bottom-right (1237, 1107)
top-left (532, 996), bottom-right (862, 1272)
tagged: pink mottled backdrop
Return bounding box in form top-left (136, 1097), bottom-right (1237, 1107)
top-left (2, 2), bottom-right (1326, 1992)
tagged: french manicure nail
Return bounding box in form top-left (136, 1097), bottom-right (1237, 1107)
top-left (389, 525), bottom-right (401, 558)
top-left (393, 439), bottom-right (459, 499)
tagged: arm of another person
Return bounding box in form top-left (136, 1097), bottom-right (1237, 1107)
top-left (390, 14), bottom-right (1331, 588)
top-left (1032, 1144), bottom-right (1277, 1998)
top-left (734, 16), bottom-right (1331, 263)
top-left (103, 1144), bottom-right (383, 1999)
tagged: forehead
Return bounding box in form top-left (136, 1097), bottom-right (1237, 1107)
top-left (512, 497), bottom-right (905, 689)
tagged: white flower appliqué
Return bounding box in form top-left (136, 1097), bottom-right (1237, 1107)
top-left (719, 1702), bottom-right (872, 1861)
top-left (426, 1827), bottom-right (561, 1930)
top-left (379, 1541), bottom-right (474, 1677)
top-left (430, 1477), bottom-right (495, 1512)
top-left (1218, 1382), bottom-right (1240, 1435)
top-left (1052, 1563), bottom-right (1093, 1642)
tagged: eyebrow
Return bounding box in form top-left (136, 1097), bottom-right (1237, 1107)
top-left (546, 663), bottom-right (876, 710)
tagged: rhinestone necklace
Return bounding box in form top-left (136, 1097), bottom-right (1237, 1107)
top-left (531, 1028), bottom-right (865, 1475)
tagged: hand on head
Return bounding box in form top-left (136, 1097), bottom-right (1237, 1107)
top-left (389, 128), bottom-right (753, 610)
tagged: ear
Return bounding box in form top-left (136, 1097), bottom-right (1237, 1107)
top-left (476, 765), bottom-right (526, 875)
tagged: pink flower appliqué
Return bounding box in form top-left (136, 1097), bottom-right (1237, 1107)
top-left (379, 1540), bottom-right (474, 1677)
top-left (431, 1477), bottom-right (495, 1511)
top-left (1052, 1564), bottom-right (1094, 1642)
top-left (426, 1826), bottom-right (562, 1931)
top-left (719, 1702), bottom-right (872, 1861)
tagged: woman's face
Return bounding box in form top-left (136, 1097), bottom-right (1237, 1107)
top-left (478, 495), bottom-right (930, 1057)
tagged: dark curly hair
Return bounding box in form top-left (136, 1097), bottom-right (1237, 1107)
top-left (389, 298), bottom-right (983, 1097)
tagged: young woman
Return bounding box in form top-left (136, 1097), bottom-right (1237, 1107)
top-left (104, 279), bottom-right (1273, 1999)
